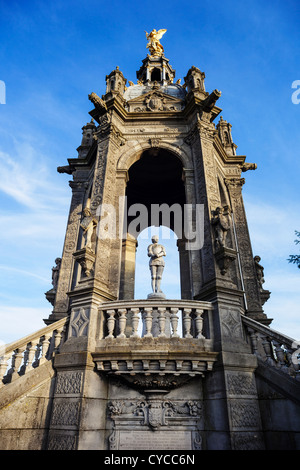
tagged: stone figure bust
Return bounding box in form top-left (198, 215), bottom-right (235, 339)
top-left (80, 207), bottom-right (97, 250)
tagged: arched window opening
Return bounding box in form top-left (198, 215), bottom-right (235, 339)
top-left (151, 68), bottom-right (161, 82)
top-left (125, 148), bottom-right (185, 237)
top-left (119, 148), bottom-right (192, 303)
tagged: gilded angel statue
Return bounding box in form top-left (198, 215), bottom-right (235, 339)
top-left (145, 29), bottom-right (167, 57)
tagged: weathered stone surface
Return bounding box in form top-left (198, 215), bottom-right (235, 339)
top-left (0, 41), bottom-right (299, 451)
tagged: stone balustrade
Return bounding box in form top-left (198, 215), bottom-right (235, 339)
top-left (98, 299), bottom-right (214, 340)
top-left (242, 315), bottom-right (300, 380)
top-left (0, 317), bottom-right (67, 387)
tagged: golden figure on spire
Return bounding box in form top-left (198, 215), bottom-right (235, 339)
top-left (145, 29), bottom-right (167, 57)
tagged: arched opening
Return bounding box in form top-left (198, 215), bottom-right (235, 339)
top-left (151, 68), bottom-right (161, 82)
top-left (126, 148), bottom-right (185, 236)
top-left (119, 148), bottom-right (192, 301)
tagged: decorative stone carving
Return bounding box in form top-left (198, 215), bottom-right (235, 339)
top-left (232, 432), bottom-right (264, 450)
top-left (55, 371), bottom-right (83, 395)
top-left (240, 162), bottom-right (257, 172)
top-left (80, 207), bottom-right (97, 250)
top-left (52, 258), bottom-right (61, 290)
top-left (134, 400), bottom-right (175, 430)
top-left (145, 91), bottom-right (166, 111)
top-left (48, 180), bottom-right (86, 319)
top-left (229, 400), bottom-right (261, 428)
top-left (50, 401), bottom-right (80, 426)
top-left (45, 257), bottom-right (61, 305)
top-left (211, 205), bottom-right (236, 275)
top-left (70, 307), bottom-right (90, 337)
top-left (72, 207), bottom-right (98, 278)
top-left (47, 433), bottom-right (77, 450)
top-left (109, 398), bottom-right (202, 431)
top-left (88, 92), bottom-right (107, 112)
top-left (108, 401), bottom-right (124, 416)
top-left (73, 247), bottom-right (96, 277)
top-left (253, 255), bottom-right (270, 304)
top-left (214, 246), bottom-right (237, 275)
top-left (107, 395), bottom-right (203, 450)
top-left (224, 177), bottom-right (269, 321)
top-left (211, 206), bottom-right (230, 250)
top-left (120, 373), bottom-right (193, 391)
top-left (221, 309), bottom-right (243, 338)
top-left (226, 372), bottom-right (257, 396)
top-left (128, 89), bottom-right (183, 113)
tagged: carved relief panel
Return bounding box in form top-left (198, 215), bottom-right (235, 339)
top-left (108, 396), bottom-right (203, 450)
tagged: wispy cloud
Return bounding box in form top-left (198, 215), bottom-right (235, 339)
top-left (0, 265), bottom-right (49, 283)
top-left (0, 146), bottom-right (69, 212)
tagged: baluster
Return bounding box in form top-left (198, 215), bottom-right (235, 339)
top-left (182, 309), bottom-right (193, 338)
top-left (170, 308), bottom-right (179, 338)
top-left (33, 341), bottom-right (42, 367)
top-left (158, 308), bottom-right (167, 338)
top-left (261, 335), bottom-right (274, 364)
top-left (286, 348), bottom-right (298, 376)
top-left (274, 341), bottom-right (285, 367)
top-left (274, 341), bottom-right (287, 369)
top-left (39, 334), bottom-right (51, 364)
top-left (143, 308), bottom-right (153, 338)
top-left (54, 328), bottom-right (63, 353)
top-left (25, 341), bottom-right (39, 372)
top-left (11, 348), bottom-right (25, 381)
top-left (195, 309), bottom-right (205, 339)
top-left (130, 308), bottom-right (140, 338)
top-left (291, 345), bottom-right (300, 374)
top-left (247, 328), bottom-right (259, 356)
top-left (0, 354), bottom-right (9, 387)
top-left (106, 310), bottom-right (116, 338)
top-left (61, 323), bottom-right (67, 346)
top-left (117, 309), bottom-right (127, 338)
top-left (20, 344), bottom-right (30, 375)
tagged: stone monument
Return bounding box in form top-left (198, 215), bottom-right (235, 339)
top-left (0, 29), bottom-right (299, 451)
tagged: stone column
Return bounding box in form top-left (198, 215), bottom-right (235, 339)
top-left (204, 350), bottom-right (265, 450)
top-left (182, 167), bottom-right (203, 298)
top-left (119, 233), bottom-right (138, 300)
top-left (88, 124), bottom-right (125, 300)
top-left (46, 180), bottom-right (87, 323)
top-left (177, 239), bottom-right (192, 299)
top-left (225, 178), bottom-right (270, 324)
top-left (202, 288), bottom-right (265, 450)
top-left (46, 288), bottom-right (109, 450)
top-left (188, 121), bottom-right (220, 291)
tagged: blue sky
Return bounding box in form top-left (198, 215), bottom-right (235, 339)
top-left (0, 0), bottom-right (299, 344)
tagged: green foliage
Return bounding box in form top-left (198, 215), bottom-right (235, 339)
top-left (288, 230), bottom-right (300, 269)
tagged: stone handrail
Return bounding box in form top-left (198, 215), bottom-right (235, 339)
top-left (242, 315), bottom-right (300, 380)
top-left (0, 317), bottom-right (68, 388)
top-left (98, 299), bottom-right (214, 340)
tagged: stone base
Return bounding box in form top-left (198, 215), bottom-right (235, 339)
top-left (147, 292), bottom-right (166, 300)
